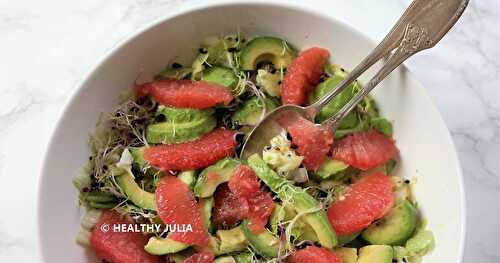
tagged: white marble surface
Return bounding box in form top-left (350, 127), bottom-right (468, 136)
top-left (0, 0), bottom-right (498, 262)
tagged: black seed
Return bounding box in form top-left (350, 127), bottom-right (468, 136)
top-left (241, 38), bottom-right (246, 43)
top-left (235, 37), bottom-right (239, 41)
top-left (89, 156), bottom-right (93, 160)
top-left (103, 165), bottom-right (108, 170)
top-left (290, 144), bottom-right (298, 149)
top-left (199, 48), bottom-right (208, 54)
top-left (347, 177), bottom-right (353, 184)
top-left (135, 96), bottom-right (147, 105)
top-left (226, 36), bottom-right (233, 41)
top-left (234, 132), bottom-right (245, 144)
top-left (404, 179), bottom-right (410, 184)
top-left (171, 62), bottom-right (182, 68)
top-left (155, 114), bottom-right (167, 122)
top-left (286, 132), bottom-right (292, 140)
top-left (82, 187), bottom-right (89, 192)
top-left (326, 152), bottom-right (332, 157)
top-left (227, 47), bottom-right (237, 52)
top-left (232, 121), bottom-right (242, 130)
top-left (265, 146), bottom-right (272, 151)
top-left (277, 80), bottom-right (282, 85)
top-left (299, 164), bottom-right (304, 168)
top-left (341, 68), bottom-right (346, 72)
top-left (269, 68), bottom-right (277, 74)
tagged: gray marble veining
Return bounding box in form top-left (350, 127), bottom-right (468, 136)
top-left (0, 0), bottom-right (498, 261)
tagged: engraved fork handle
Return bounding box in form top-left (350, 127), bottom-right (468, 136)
top-left (305, 0), bottom-right (469, 129)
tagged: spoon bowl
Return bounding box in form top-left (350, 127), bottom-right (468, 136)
top-left (240, 104), bottom-right (310, 160)
top-left (240, 0), bottom-right (469, 160)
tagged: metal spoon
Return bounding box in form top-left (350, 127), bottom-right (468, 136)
top-left (240, 0), bottom-right (469, 160)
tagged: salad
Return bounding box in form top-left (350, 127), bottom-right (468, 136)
top-left (74, 33), bottom-right (434, 263)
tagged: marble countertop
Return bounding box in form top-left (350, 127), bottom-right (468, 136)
top-left (0, 0), bottom-right (498, 262)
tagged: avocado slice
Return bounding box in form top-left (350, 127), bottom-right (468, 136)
top-left (337, 232), bottom-right (360, 246)
top-left (155, 66), bottom-right (192, 80)
top-left (311, 159), bottom-right (349, 181)
top-left (115, 169), bottom-right (156, 210)
top-left (333, 247), bottom-right (357, 263)
top-left (362, 200), bottom-right (418, 245)
top-left (178, 170), bottom-right (197, 190)
top-left (144, 236), bottom-right (190, 255)
top-left (195, 235), bottom-right (222, 256)
top-left (202, 67), bottom-right (239, 91)
top-left (269, 204), bottom-right (285, 234)
top-left (239, 36), bottom-right (296, 70)
top-left (241, 220), bottom-right (280, 259)
top-left (233, 252), bottom-right (253, 263)
top-left (256, 69), bottom-right (281, 97)
top-left (357, 245), bottom-right (393, 263)
top-left (146, 107), bottom-right (216, 144)
top-left (270, 203), bottom-right (319, 242)
top-left (130, 147), bottom-right (146, 166)
top-left (247, 154), bottom-right (337, 248)
top-left (216, 226), bottom-right (248, 254)
top-left (193, 158), bottom-right (241, 198)
top-left (231, 97), bottom-right (278, 126)
top-left (199, 197), bottom-right (215, 233)
top-left (214, 256), bottom-right (236, 263)
top-left (308, 72), bottom-right (358, 127)
top-left (404, 230), bottom-right (435, 257)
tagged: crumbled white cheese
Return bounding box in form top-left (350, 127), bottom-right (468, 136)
top-left (262, 132), bottom-right (303, 175)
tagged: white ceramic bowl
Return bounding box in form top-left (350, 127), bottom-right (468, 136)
top-left (38, 1), bottom-right (465, 262)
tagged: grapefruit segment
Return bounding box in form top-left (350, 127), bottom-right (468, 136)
top-left (327, 173), bottom-right (394, 236)
top-left (278, 113), bottom-right (333, 171)
top-left (182, 251), bottom-right (215, 263)
top-left (228, 165), bottom-right (261, 199)
top-left (281, 47), bottom-right (330, 105)
top-left (135, 79), bottom-right (233, 109)
top-left (331, 130), bottom-right (398, 170)
top-left (213, 183), bottom-right (249, 228)
top-left (288, 246), bottom-right (342, 263)
top-left (90, 210), bottom-right (161, 263)
top-left (144, 129), bottom-right (237, 171)
top-left (155, 175), bottom-right (209, 246)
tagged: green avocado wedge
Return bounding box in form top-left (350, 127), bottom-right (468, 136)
top-left (241, 220), bottom-right (280, 259)
top-left (231, 97), bottom-right (278, 126)
top-left (144, 237), bottom-right (190, 255)
top-left (202, 67), bottom-right (239, 91)
top-left (239, 36), bottom-right (296, 70)
top-left (333, 247), bottom-right (358, 263)
top-left (193, 158), bottom-right (241, 198)
top-left (309, 74), bottom-right (358, 127)
top-left (199, 197), bottom-right (215, 233)
top-left (247, 154), bottom-right (338, 248)
top-left (357, 245), bottom-right (393, 263)
top-left (213, 256), bottom-right (236, 263)
top-left (362, 200), bottom-right (418, 245)
top-left (115, 168), bottom-right (156, 210)
top-left (146, 107), bottom-right (216, 144)
top-left (216, 225), bottom-right (248, 254)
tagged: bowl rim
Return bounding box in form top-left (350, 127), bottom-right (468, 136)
top-left (36, 0), bottom-right (466, 261)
